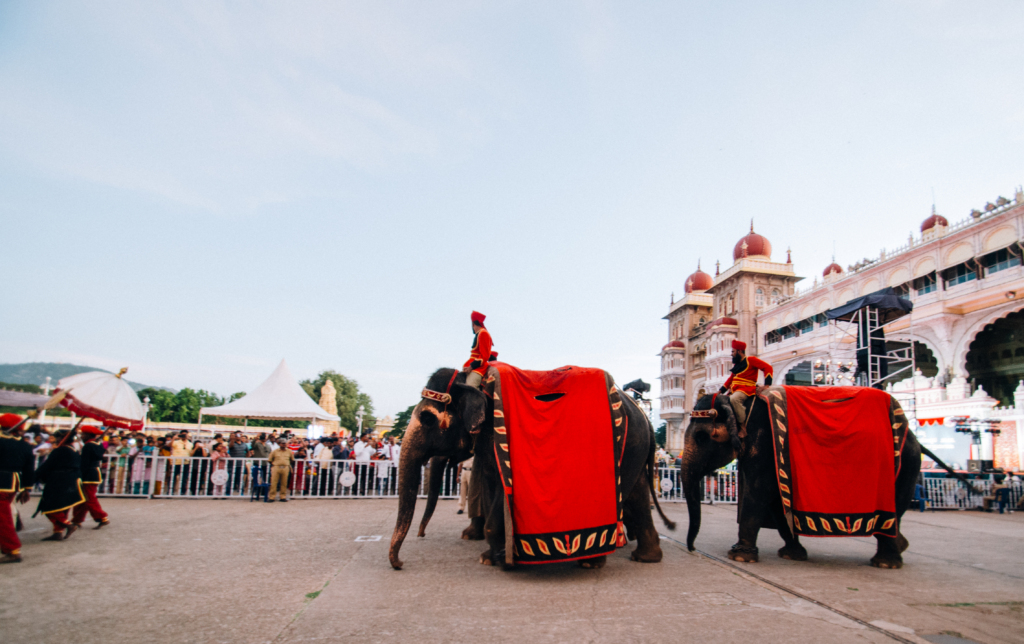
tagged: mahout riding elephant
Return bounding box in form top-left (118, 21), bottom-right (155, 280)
top-left (389, 368), bottom-right (676, 570)
top-left (680, 390), bottom-right (922, 569)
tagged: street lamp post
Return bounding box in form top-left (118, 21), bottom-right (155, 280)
top-left (142, 396), bottom-right (151, 430)
top-left (356, 405), bottom-right (365, 435)
top-left (39, 376), bottom-right (52, 426)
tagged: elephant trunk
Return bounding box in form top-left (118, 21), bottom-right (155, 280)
top-left (683, 465), bottom-right (703, 552)
top-left (417, 455), bottom-right (449, 537)
top-left (389, 418), bottom-right (426, 570)
top-left (680, 434), bottom-right (705, 552)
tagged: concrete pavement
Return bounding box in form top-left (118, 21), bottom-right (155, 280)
top-left (0, 498), bottom-right (1020, 643)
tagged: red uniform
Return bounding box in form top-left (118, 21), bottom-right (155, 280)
top-left (0, 429), bottom-right (36, 558)
top-left (463, 328), bottom-right (494, 376)
top-left (72, 437), bottom-right (109, 527)
top-left (723, 356), bottom-right (774, 395)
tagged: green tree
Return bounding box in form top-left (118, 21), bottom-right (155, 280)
top-left (137, 388), bottom-right (177, 422)
top-left (300, 370), bottom-right (376, 433)
top-left (655, 422), bottom-right (667, 448)
top-left (388, 404), bottom-right (417, 439)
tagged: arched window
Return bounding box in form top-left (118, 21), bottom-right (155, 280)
top-left (771, 288), bottom-right (781, 305)
top-left (755, 288), bottom-right (765, 307)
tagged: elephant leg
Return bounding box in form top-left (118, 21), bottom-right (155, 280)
top-left (770, 496), bottom-right (807, 561)
top-left (480, 485), bottom-right (505, 566)
top-left (623, 478), bottom-right (663, 563)
top-left (871, 531), bottom-right (906, 569)
top-left (462, 516), bottom-right (485, 540)
top-left (872, 434), bottom-right (920, 569)
top-left (728, 468), bottom-right (772, 563)
top-left (579, 555), bottom-right (607, 569)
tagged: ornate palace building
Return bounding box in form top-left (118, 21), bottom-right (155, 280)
top-left (661, 186), bottom-right (1024, 471)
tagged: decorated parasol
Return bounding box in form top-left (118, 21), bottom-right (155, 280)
top-left (54, 368), bottom-right (145, 430)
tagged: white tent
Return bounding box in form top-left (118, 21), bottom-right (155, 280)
top-left (198, 359), bottom-right (340, 430)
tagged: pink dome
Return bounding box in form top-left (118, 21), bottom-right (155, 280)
top-left (733, 222), bottom-right (772, 261)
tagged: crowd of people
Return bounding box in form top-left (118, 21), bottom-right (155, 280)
top-left (21, 424), bottom-right (403, 500)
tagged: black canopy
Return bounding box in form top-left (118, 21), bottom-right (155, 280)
top-left (825, 287), bottom-right (913, 324)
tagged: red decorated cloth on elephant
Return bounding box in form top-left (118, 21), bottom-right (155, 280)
top-left (491, 363), bottom-right (626, 564)
top-left (770, 386), bottom-right (904, 538)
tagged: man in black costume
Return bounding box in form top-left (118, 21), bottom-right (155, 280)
top-left (0, 413), bottom-right (35, 563)
top-left (35, 429), bottom-right (85, 541)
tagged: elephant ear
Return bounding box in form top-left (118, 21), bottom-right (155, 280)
top-left (453, 384), bottom-right (487, 434)
top-left (717, 395), bottom-right (742, 454)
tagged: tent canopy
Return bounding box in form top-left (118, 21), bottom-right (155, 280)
top-left (200, 359), bottom-right (340, 422)
top-left (825, 286), bottom-right (914, 324)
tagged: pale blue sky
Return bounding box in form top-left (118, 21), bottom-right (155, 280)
top-left (2, 2), bottom-right (1023, 418)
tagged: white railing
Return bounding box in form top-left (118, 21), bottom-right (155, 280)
top-left (29, 455), bottom-right (1017, 510)
top-left (920, 478), bottom-right (1022, 511)
top-left (653, 467), bottom-right (737, 504)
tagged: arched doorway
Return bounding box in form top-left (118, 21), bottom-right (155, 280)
top-left (784, 360), bottom-right (813, 386)
top-left (965, 309), bottom-right (1024, 406)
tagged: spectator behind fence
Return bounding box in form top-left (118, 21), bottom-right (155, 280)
top-left (250, 434), bottom-right (270, 459)
top-left (354, 433), bottom-right (374, 495)
top-left (170, 431), bottom-right (193, 495)
top-left (332, 438), bottom-right (348, 461)
top-left (210, 443), bottom-right (229, 496)
top-left (228, 432), bottom-right (248, 495)
top-left (982, 474), bottom-right (1009, 512)
top-left (266, 438), bottom-right (294, 502)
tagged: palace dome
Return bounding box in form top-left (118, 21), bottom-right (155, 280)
top-left (823, 261), bottom-right (843, 277)
top-left (685, 263), bottom-right (714, 293)
top-left (733, 222), bottom-right (772, 261)
top-left (662, 341), bottom-right (686, 351)
top-left (921, 208), bottom-right (948, 232)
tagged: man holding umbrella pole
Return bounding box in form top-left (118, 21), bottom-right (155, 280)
top-left (34, 428), bottom-right (86, 541)
top-left (72, 425), bottom-right (110, 530)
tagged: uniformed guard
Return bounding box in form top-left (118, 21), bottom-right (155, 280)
top-left (0, 413), bottom-right (35, 563)
top-left (266, 438), bottom-right (295, 502)
top-left (34, 429), bottom-right (85, 541)
top-left (463, 311), bottom-right (494, 389)
top-left (71, 425), bottom-right (110, 530)
top-left (719, 340), bottom-right (773, 425)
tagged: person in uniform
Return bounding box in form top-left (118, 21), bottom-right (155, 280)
top-left (463, 311), bottom-right (494, 389)
top-left (719, 340), bottom-right (773, 425)
top-left (71, 425), bottom-right (110, 530)
top-left (457, 456), bottom-right (474, 515)
top-left (266, 438), bottom-right (295, 502)
top-left (34, 429), bottom-right (85, 541)
top-left (0, 413), bottom-right (35, 563)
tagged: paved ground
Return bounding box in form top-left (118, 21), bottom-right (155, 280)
top-left (1, 498), bottom-right (1021, 643)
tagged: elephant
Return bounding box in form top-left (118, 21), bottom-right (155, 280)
top-left (680, 391), bottom-right (922, 569)
top-left (389, 368), bottom-right (676, 570)
top-left (415, 454), bottom-right (483, 541)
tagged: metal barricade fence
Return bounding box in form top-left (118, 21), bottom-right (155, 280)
top-left (921, 478), bottom-right (1023, 510)
top-left (29, 453), bottom-right (1018, 509)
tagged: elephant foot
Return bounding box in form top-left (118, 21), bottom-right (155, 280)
top-left (479, 549), bottom-right (493, 566)
top-left (778, 544), bottom-right (808, 561)
top-left (462, 517), bottom-right (485, 541)
top-left (870, 554), bottom-right (903, 569)
top-left (727, 543), bottom-right (759, 563)
top-left (579, 555), bottom-right (607, 569)
top-left (897, 533), bottom-right (909, 553)
top-left (630, 546), bottom-right (663, 563)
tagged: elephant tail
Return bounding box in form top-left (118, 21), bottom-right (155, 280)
top-left (647, 432), bottom-right (677, 531)
top-left (919, 443), bottom-right (983, 495)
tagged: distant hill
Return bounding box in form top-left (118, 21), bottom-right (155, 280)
top-left (0, 363), bottom-right (171, 393)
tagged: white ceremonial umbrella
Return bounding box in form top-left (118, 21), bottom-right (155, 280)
top-left (55, 368), bottom-right (145, 430)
